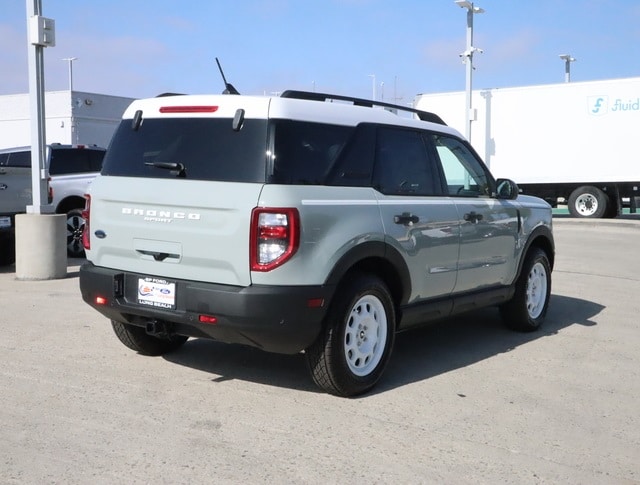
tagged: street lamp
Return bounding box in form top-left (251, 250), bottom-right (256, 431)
top-left (559, 54), bottom-right (576, 83)
top-left (62, 57), bottom-right (77, 91)
top-left (368, 74), bottom-right (376, 101)
top-left (455, 0), bottom-right (484, 142)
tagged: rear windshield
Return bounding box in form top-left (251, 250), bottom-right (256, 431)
top-left (102, 118), bottom-right (269, 183)
top-left (49, 148), bottom-right (105, 174)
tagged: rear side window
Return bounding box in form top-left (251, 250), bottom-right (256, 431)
top-left (102, 118), bottom-right (269, 183)
top-left (269, 120), bottom-right (354, 185)
top-left (49, 148), bottom-right (105, 175)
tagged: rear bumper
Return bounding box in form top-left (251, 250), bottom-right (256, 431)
top-left (79, 262), bottom-right (333, 354)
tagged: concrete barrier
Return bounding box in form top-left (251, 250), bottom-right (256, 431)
top-left (15, 213), bottom-right (67, 280)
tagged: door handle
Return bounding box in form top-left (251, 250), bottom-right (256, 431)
top-left (464, 211), bottom-right (483, 223)
top-left (394, 212), bottom-right (419, 225)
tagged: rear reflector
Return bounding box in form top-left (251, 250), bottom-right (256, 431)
top-left (159, 106), bottom-right (219, 113)
top-left (199, 315), bottom-right (218, 324)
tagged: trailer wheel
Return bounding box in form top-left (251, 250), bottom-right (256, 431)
top-left (568, 186), bottom-right (608, 218)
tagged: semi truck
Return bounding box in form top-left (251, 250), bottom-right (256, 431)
top-left (414, 77), bottom-right (640, 218)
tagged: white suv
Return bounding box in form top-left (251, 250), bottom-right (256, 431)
top-left (79, 91), bottom-right (554, 396)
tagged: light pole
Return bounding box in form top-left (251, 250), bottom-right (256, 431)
top-left (368, 74), bottom-right (376, 101)
top-left (62, 57), bottom-right (77, 91)
top-left (559, 54), bottom-right (576, 83)
top-left (455, 0), bottom-right (484, 142)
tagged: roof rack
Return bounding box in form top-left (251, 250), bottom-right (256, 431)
top-left (280, 90), bottom-right (446, 126)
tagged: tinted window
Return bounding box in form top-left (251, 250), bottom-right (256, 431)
top-left (7, 151), bottom-right (31, 168)
top-left (326, 124), bottom-right (376, 187)
top-left (102, 118), bottom-right (268, 183)
top-left (431, 134), bottom-right (491, 196)
top-left (373, 127), bottom-right (437, 196)
top-left (49, 148), bottom-right (105, 175)
top-left (0, 153), bottom-right (8, 166)
top-left (270, 120), bottom-right (353, 185)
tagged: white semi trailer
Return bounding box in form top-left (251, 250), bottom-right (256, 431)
top-left (414, 77), bottom-right (640, 218)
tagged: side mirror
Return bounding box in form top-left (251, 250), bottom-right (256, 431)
top-left (496, 178), bottom-right (519, 200)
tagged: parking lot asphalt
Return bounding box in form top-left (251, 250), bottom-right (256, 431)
top-left (1, 217), bottom-right (639, 484)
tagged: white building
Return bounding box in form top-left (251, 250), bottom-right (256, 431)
top-left (0, 90), bottom-right (135, 150)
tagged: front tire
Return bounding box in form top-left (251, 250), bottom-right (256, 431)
top-left (501, 248), bottom-right (551, 332)
top-left (111, 320), bottom-right (188, 356)
top-left (305, 273), bottom-right (396, 397)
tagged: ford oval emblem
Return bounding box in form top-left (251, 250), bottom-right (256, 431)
top-left (94, 230), bottom-right (107, 239)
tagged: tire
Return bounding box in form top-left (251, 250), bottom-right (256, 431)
top-left (111, 320), bottom-right (188, 356)
top-left (500, 248), bottom-right (551, 332)
top-left (568, 186), bottom-right (607, 218)
top-left (603, 197), bottom-right (619, 218)
top-left (305, 273), bottom-right (396, 397)
top-left (0, 236), bottom-right (16, 266)
top-left (66, 208), bottom-right (86, 258)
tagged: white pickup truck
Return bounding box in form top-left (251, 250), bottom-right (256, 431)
top-left (0, 144), bottom-right (105, 265)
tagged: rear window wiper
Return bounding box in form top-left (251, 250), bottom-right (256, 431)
top-left (144, 161), bottom-right (186, 178)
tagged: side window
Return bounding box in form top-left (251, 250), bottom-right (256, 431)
top-left (0, 153), bottom-right (8, 166)
top-left (270, 120), bottom-right (353, 185)
top-left (373, 127), bottom-right (436, 196)
top-left (326, 123), bottom-right (375, 187)
top-left (431, 134), bottom-right (491, 196)
top-left (7, 151), bottom-right (31, 168)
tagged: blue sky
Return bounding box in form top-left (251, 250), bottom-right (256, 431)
top-left (2, 0), bottom-right (639, 101)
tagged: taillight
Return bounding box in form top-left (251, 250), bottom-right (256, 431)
top-left (47, 176), bottom-right (53, 204)
top-left (250, 208), bottom-right (299, 272)
top-left (81, 194), bottom-right (91, 250)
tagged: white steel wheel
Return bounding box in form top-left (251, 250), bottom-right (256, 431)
top-left (526, 261), bottom-right (548, 320)
top-left (344, 294), bottom-right (388, 377)
top-left (500, 248), bottom-right (551, 332)
top-left (305, 272), bottom-right (396, 397)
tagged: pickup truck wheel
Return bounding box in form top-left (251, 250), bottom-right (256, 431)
top-left (305, 273), bottom-right (395, 397)
top-left (568, 186), bottom-right (607, 218)
top-left (500, 248), bottom-right (551, 332)
top-left (111, 320), bottom-right (188, 356)
top-left (0, 236), bottom-right (15, 266)
top-left (66, 208), bottom-right (86, 258)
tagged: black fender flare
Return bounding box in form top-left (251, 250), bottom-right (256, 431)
top-left (517, 224), bottom-right (555, 277)
top-left (324, 240), bottom-right (412, 305)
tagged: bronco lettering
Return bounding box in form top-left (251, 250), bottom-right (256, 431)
top-left (122, 207), bottom-right (201, 220)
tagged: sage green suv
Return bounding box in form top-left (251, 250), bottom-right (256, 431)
top-left (80, 91), bottom-right (554, 396)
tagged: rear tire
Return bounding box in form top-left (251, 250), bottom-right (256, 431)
top-left (501, 248), bottom-right (551, 332)
top-left (568, 186), bottom-right (607, 218)
top-left (111, 320), bottom-right (188, 356)
top-left (66, 208), bottom-right (86, 258)
top-left (305, 273), bottom-right (395, 397)
top-left (0, 236), bottom-right (15, 266)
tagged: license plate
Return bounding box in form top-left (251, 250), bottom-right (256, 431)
top-left (137, 277), bottom-right (176, 309)
top-left (0, 216), bottom-right (11, 229)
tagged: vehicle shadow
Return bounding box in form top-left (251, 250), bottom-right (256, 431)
top-left (0, 257), bottom-right (85, 277)
top-left (163, 293), bottom-right (603, 396)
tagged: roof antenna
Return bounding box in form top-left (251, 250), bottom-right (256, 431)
top-left (215, 57), bottom-right (240, 95)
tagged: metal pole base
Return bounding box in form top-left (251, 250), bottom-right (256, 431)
top-left (15, 214), bottom-right (67, 280)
